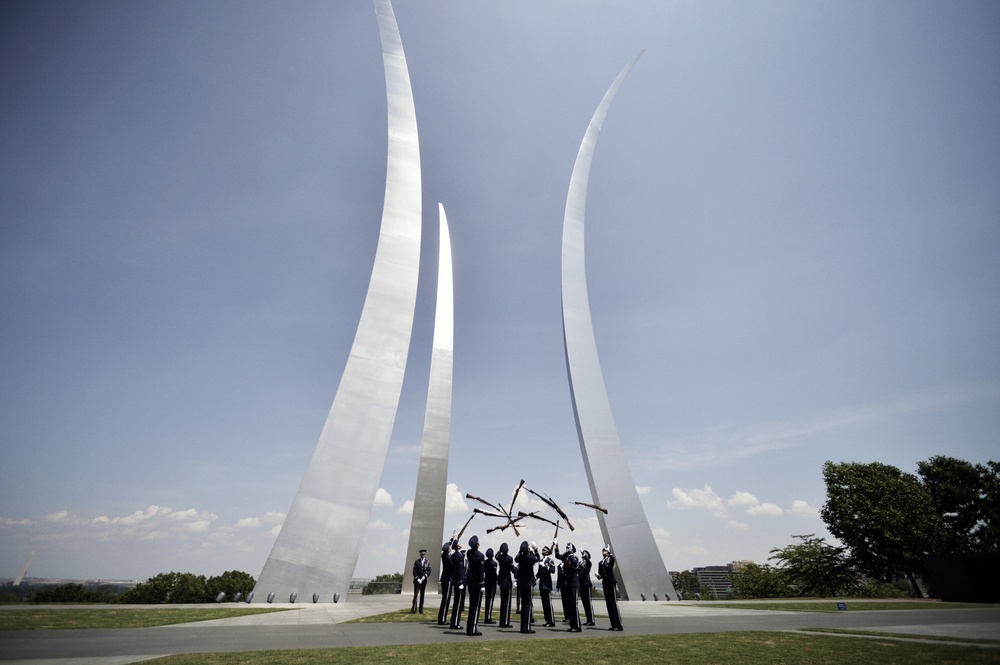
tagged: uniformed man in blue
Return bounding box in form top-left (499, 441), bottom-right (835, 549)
top-left (437, 538), bottom-right (455, 625)
top-left (514, 540), bottom-right (539, 633)
top-left (536, 545), bottom-right (556, 627)
top-left (496, 542), bottom-right (515, 628)
top-left (410, 548), bottom-right (431, 613)
top-left (596, 544), bottom-right (623, 630)
top-left (578, 549), bottom-right (596, 625)
top-left (449, 540), bottom-right (467, 630)
top-left (555, 541), bottom-right (581, 632)
top-left (465, 535), bottom-right (485, 636)
top-left (482, 547), bottom-right (498, 624)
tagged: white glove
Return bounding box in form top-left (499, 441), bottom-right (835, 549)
top-left (458, 584), bottom-right (464, 590)
top-left (531, 541), bottom-right (537, 550)
top-left (553, 538), bottom-right (558, 547)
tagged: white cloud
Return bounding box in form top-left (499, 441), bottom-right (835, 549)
top-left (636, 486), bottom-right (652, 495)
top-left (43, 511), bottom-right (68, 522)
top-left (445, 483), bottom-right (469, 513)
top-left (791, 499), bottom-right (818, 517)
top-left (1, 517), bottom-right (33, 526)
top-left (373, 488), bottom-right (393, 508)
top-left (727, 520), bottom-right (750, 530)
top-left (728, 491), bottom-right (758, 507)
top-left (235, 517), bottom-right (261, 529)
top-left (368, 519), bottom-right (392, 530)
top-left (746, 503), bottom-right (784, 517)
top-left (397, 499), bottom-right (414, 515)
top-left (667, 485), bottom-right (727, 518)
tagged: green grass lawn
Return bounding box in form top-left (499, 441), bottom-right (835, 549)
top-left (699, 600), bottom-right (992, 613)
top-left (0, 607), bottom-right (291, 630)
top-left (347, 608), bottom-right (609, 624)
top-left (145, 631), bottom-right (1000, 665)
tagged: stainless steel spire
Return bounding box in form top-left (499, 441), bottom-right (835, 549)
top-left (561, 51), bottom-right (677, 601)
top-left (252, 0), bottom-right (422, 603)
top-left (402, 204), bottom-right (454, 597)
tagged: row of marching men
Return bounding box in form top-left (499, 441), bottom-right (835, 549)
top-left (414, 534), bottom-right (624, 636)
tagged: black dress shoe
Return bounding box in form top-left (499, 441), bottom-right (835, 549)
top-left (483, 620), bottom-right (496, 624)
top-left (500, 623), bottom-right (513, 628)
top-left (543, 622), bottom-right (555, 627)
top-left (472, 631), bottom-right (483, 636)
top-left (614, 626), bottom-right (624, 631)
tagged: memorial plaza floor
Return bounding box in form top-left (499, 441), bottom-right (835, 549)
top-left (1, 596), bottom-right (998, 664)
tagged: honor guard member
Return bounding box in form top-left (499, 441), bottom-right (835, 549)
top-left (411, 548), bottom-right (431, 613)
top-left (536, 545), bottom-right (556, 627)
top-left (449, 540), bottom-right (467, 629)
top-left (482, 547), bottom-right (498, 624)
top-left (579, 549), bottom-right (596, 625)
top-left (555, 541), bottom-right (582, 632)
top-left (437, 537), bottom-right (455, 625)
top-left (465, 535), bottom-right (485, 636)
top-left (556, 559), bottom-right (568, 622)
top-left (514, 540), bottom-right (539, 633)
top-left (597, 544), bottom-right (623, 630)
top-left (496, 542), bottom-right (515, 628)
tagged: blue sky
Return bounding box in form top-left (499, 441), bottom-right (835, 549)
top-left (2, 0), bottom-right (998, 582)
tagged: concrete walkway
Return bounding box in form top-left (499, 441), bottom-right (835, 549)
top-left (1, 598), bottom-right (998, 664)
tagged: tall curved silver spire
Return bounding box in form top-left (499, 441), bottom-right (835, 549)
top-left (253, 0), bottom-right (422, 603)
top-left (561, 51), bottom-right (677, 601)
top-left (403, 203), bottom-right (454, 597)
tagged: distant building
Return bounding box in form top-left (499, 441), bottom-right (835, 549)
top-left (692, 561), bottom-right (753, 599)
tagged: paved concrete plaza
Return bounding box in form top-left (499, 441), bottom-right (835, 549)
top-left (1, 598), bottom-right (998, 664)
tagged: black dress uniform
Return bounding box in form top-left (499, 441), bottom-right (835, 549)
top-left (555, 542), bottom-right (581, 632)
top-left (536, 547), bottom-right (556, 626)
top-left (437, 540), bottom-right (454, 625)
top-left (496, 542), bottom-right (515, 628)
top-left (579, 549), bottom-right (596, 625)
top-left (465, 535), bottom-right (485, 636)
top-left (597, 545), bottom-right (623, 630)
top-left (411, 549), bottom-right (431, 613)
top-left (449, 542), bottom-right (467, 629)
top-left (514, 541), bottom-right (539, 633)
top-left (483, 547), bottom-right (498, 623)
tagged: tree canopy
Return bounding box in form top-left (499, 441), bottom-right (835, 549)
top-left (670, 570), bottom-right (717, 600)
top-left (768, 534), bottom-right (856, 597)
top-left (820, 456), bottom-right (997, 597)
top-left (727, 562), bottom-right (791, 599)
top-left (120, 570), bottom-right (255, 604)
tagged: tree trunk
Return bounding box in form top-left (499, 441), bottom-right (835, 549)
top-left (906, 571), bottom-right (924, 598)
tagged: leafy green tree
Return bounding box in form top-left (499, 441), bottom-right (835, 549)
top-left (206, 570), bottom-right (255, 602)
top-left (33, 583), bottom-right (123, 603)
top-left (362, 572), bottom-right (403, 595)
top-left (670, 570), bottom-right (716, 600)
top-left (727, 562), bottom-right (791, 599)
top-left (820, 461), bottom-right (945, 597)
top-left (916, 456), bottom-right (1000, 552)
top-left (768, 534), bottom-right (857, 597)
top-left (121, 572), bottom-right (209, 604)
